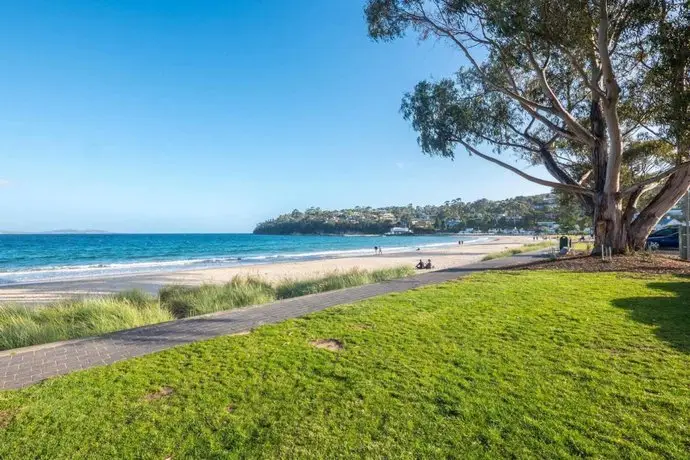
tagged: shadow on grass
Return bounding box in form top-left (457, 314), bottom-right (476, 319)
top-left (612, 276), bottom-right (690, 353)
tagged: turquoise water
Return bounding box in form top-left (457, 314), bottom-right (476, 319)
top-left (0, 233), bottom-right (480, 285)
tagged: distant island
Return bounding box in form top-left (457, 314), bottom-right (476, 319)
top-left (0, 229), bottom-right (111, 235)
top-left (254, 193), bottom-right (568, 235)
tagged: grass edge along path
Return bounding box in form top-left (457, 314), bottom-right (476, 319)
top-left (0, 270), bottom-right (688, 458)
top-left (482, 241), bottom-right (555, 261)
top-left (0, 266), bottom-right (412, 351)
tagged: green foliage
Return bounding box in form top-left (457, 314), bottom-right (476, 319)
top-left (0, 268), bottom-right (415, 350)
top-left (1, 272), bottom-right (688, 457)
top-left (159, 277), bottom-right (275, 318)
top-left (254, 193), bottom-right (559, 234)
top-left (481, 241), bottom-right (554, 261)
top-left (365, 0), bottom-right (689, 248)
top-left (0, 297), bottom-right (174, 351)
top-left (555, 190), bottom-right (589, 233)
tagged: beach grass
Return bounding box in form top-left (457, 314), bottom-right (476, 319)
top-left (159, 276), bottom-right (276, 318)
top-left (481, 241), bottom-right (555, 261)
top-left (0, 294), bottom-right (174, 351)
top-left (276, 266), bottom-right (413, 299)
top-left (0, 271), bottom-right (688, 458)
top-left (0, 267), bottom-right (414, 350)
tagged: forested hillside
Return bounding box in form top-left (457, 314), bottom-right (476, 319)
top-left (254, 193), bottom-right (574, 235)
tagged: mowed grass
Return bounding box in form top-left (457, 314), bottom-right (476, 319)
top-left (0, 271), bottom-right (688, 458)
top-left (0, 267), bottom-right (414, 350)
top-left (482, 241), bottom-right (555, 261)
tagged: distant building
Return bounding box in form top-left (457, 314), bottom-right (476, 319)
top-left (380, 212), bottom-right (396, 222)
top-left (537, 221), bottom-right (559, 232)
top-left (386, 226), bottom-right (413, 235)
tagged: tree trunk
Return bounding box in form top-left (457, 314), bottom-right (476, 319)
top-left (628, 167), bottom-right (690, 249)
top-left (592, 191), bottom-right (628, 253)
top-left (589, 98), bottom-right (628, 253)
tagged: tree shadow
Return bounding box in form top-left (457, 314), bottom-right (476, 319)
top-left (611, 276), bottom-right (690, 353)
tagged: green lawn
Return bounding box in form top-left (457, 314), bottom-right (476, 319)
top-left (481, 241), bottom-right (555, 260)
top-left (1, 271), bottom-right (689, 458)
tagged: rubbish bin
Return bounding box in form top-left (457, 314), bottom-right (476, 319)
top-left (559, 236), bottom-right (570, 251)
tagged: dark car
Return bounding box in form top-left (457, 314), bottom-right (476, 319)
top-left (646, 226), bottom-right (679, 248)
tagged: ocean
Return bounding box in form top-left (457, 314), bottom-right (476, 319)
top-left (0, 233), bottom-right (481, 285)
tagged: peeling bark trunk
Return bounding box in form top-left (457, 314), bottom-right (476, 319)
top-left (593, 192), bottom-right (627, 253)
top-left (589, 99), bottom-right (623, 252)
top-left (629, 167), bottom-right (690, 249)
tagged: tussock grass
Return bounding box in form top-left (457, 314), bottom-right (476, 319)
top-left (0, 295), bottom-right (174, 351)
top-left (160, 277), bottom-right (275, 318)
top-left (0, 267), bottom-right (414, 350)
top-left (276, 266), bottom-right (413, 299)
top-left (482, 241), bottom-right (554, 261)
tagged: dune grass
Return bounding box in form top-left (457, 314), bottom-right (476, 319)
top-left (0, 292), bottom-right (174, 351)
top-left (481, 241), bottom-right (555, 261)
top-left (0, 271), bottom-right (688, 458)
top-left (0, 267), bottom-right (414, 350)
top-left (276, 266), bottom-right (413, 299)
top-left (159, 276), bottom-right (276, 318)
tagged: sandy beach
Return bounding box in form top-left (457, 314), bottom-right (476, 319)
top-left (0, 236), bottom-right (541, 304)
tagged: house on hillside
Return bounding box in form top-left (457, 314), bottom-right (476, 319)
top-left (386, 226), bottom-right (413, 235)
top-left (537, 221), bottom-right (559, 233)
top-left (380, 212), bottom-right (396, 222)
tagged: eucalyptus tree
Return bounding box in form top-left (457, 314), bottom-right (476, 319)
top-left (366, 0), bottom-right (689, 252)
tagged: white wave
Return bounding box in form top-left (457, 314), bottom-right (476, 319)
top-left (0, 237), bottom-right (470, 285)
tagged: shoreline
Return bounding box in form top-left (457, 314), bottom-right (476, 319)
top-left (0, 236), bottom-right (542, 304)
top-left (0, 236), bottom-right (493, 287)
top-left (0, 235), bottom-right (490, 286)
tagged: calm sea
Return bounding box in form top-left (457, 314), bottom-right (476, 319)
top-left (0, 233), bottom-right (482, 285)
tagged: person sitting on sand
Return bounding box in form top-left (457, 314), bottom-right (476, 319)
top-left (424, 259), bottom-right (432, 269)
top-left (415, 259), bottom-right (425, 269)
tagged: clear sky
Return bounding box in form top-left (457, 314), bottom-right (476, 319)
top-left (0, 0), bottom-right (551, 233)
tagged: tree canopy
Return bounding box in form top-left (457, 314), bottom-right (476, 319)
top-left (366, 0), bottom-right (689, 251)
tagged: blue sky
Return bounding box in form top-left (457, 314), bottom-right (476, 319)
top-left (0, 0), bottom-right (550, 233)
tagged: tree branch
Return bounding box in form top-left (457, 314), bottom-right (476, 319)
top-left (455, 138), bottom-right (595, 196)
top-left (555, 44), bottom-right (606, 98)
top-left (579, 170), bottom-right (593, 185)
top-left (620, 161), bottom-right (690, 196)
top-left (598, 0), bottom-right (624, 193)
top-left (524, 47), bottom-right (597, 147)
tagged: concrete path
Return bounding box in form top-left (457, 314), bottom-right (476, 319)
top-left (0, 251), bottom-right (549, 390)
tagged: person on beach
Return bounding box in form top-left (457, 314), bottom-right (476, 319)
top-left (378, 246), bottom-right (383, 255)
top-left (374, 246), bottom-right (378, 254)
top-left (424, 259), bottom-right (432, 269)
top-left (416, 259), bottom-right (425, 269)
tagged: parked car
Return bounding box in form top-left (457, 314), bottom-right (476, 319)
top-left (646, 226), bottom-right (679, 248)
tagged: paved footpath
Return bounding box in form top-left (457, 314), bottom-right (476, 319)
top-left (0, 251), bottom-right (549, 390)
